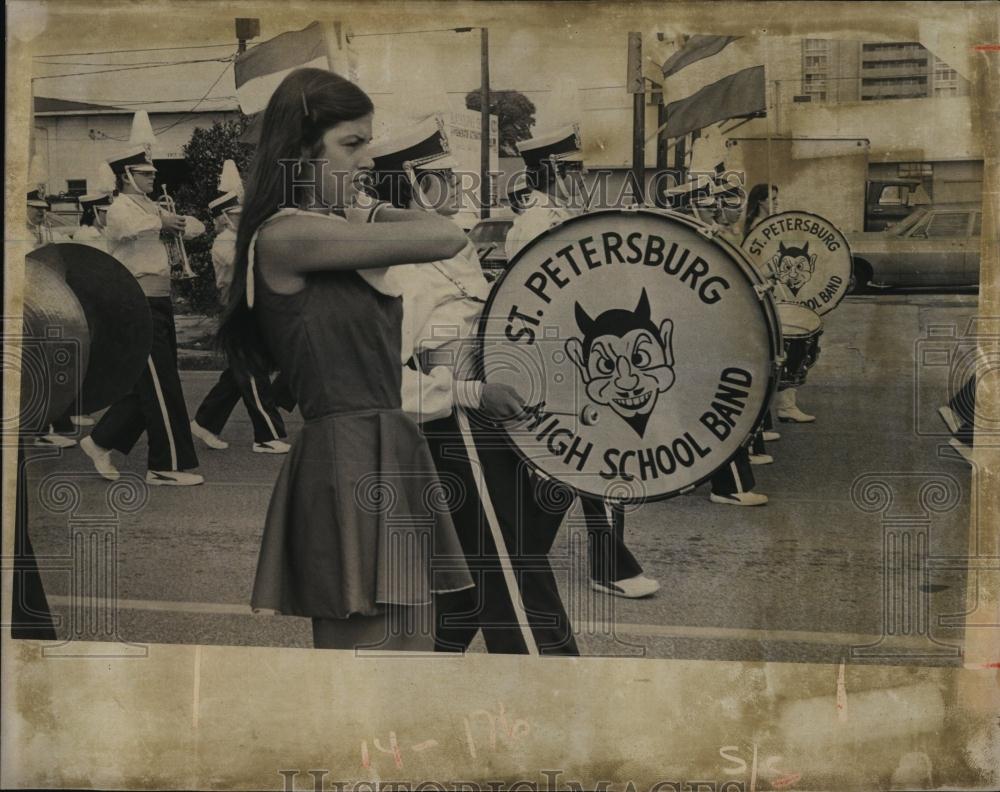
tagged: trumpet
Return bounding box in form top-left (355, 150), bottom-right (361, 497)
top-left (157, 185), bottom-right (196, 280)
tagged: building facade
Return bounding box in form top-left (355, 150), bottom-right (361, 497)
top-left (33, 97), bottom-right (238, 200)
top-left (798, 39), bottom-right (969, 104)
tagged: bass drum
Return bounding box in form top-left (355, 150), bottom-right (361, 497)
top-left (741, 210), bottom-right (853, 316)
top-left (478, 208), bottom-right (781, 502)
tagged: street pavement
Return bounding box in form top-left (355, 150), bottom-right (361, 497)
top-left (22, 293), bottom-right (983, 663)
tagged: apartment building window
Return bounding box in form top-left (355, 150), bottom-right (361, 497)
top-left (862, 42), bottom-right (922, 53)
top-left (801, 39), bottom-right (831, 102)
top-left (862, 58), bottom-right (928, 70)
top-left (932, 57), bottom-right (960, 96)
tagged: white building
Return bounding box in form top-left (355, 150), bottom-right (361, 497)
top-left (33, 96), bottom-right (238, 198)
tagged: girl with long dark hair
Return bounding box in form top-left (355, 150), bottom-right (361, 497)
top-left (217, 68), bottom-right (473, 650)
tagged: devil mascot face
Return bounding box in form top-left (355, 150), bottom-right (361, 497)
top-left (564, 289), bottom-right (675, 438)
top-left (774, 241), bottom-right (817, 295)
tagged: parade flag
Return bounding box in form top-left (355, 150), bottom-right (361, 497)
top-left (661, 36), bottom-right (765, 139)
top-left (234, 22), bottom-right (330, 115)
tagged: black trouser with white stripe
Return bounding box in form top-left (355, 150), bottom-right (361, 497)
top-left (194, 363), bottom-right (286, 444)
top-left (91, 297), bottom-right (198, 471)
top-left (581, 497), bottom-right (643, 584)
top-left (427, 412), bottom-right (579, 656)
top-left (710, 446), bottom-right (756, 495)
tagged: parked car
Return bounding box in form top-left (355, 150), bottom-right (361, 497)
top-left (846, 203), bottom-right (982, 289)
top-left (468, 217), bottom-right (513, 281)
top-left (864, 178), bottom-right (931, 231)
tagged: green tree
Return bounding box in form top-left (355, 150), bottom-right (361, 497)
top-left (171, 116), bottom-right (255, 314)
top-left (465, 89), bottom-right (536, 156)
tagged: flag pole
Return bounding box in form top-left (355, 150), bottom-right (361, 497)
top-left (764, 36), bottom-right (774, 214)
top-left (480, 27), bottom-right (491, 220)
top-left (322, 21), bottom-right (348, 74)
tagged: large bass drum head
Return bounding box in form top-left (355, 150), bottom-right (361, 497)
top-left (26, 243), bottom-right (153, 414)
top-left (479, 209), bottom-right (779, 502)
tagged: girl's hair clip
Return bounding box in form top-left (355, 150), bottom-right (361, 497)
top-left (301, 89), bottom-right (310, 117)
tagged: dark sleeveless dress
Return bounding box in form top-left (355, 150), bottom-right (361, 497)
top-left (248, 214), bottom-right (473, 618)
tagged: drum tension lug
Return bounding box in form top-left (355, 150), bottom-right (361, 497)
top-left (753, 283), bottom-right (775, 301)
top-left (696, 223), bottom-right (722, 240)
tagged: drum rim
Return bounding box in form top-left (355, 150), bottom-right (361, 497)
top-left (777, 301), bottom-right (824, 335)
top-left (476, 207), bottom-right (782, 504)
top-left (741, 209), bottom-right (854, 316)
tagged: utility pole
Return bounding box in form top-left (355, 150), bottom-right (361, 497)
top-left (235, 18), bottom-right (259, 55)
top-left (627, 32), bottom-right (645, 203)
top-left (480, 27), bottom-right (491, 219)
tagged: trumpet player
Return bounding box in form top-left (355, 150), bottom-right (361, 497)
top-left (80, 147), bottom-right (207, 486)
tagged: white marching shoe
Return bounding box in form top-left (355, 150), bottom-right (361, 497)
top-left (70, 415), bottom-right (95, 426)
top-left (591, 574), bottom-right (661, 599)
top-left (190, 421), bottom-right (229, 450)
top-left (776, 388), bottom-right (815, 423)
top-left (710, 491), bottom-right (769, 507)
top-left (80, 436), bottom-right (119, 480)
top-left (762, 430), bottom-right (781, 442)
top-left (35, 430), bottom-right (77, 448)
top-left (146, 470), bottom-right (204, 486)
top-left (253, 440), bottom-right (291, 454)
top-left (749, 453), bottom-right (774, 465)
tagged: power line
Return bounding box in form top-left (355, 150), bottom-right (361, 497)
top-left (74, 97), bottom-right (238, 106)
top-left (33, 43), bottom-right (236, 58)
top-left (153, 61), bottom-right (235, 135)
top-left (35, 57), bottom-right (224, 67)
top-left (349, 27), bottom-right (477, 39)
top-left (33, 55), bottom-right (235, 81)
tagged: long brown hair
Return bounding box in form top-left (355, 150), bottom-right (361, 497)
top-left (216, 68), bottom-right (373, 371)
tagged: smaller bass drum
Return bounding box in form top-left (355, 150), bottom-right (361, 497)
top-left (742, 211), bottom-right (852, 316)
top-left (777, 302), bottom-right (823, 388)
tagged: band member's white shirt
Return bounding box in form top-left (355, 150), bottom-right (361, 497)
top-left (505, 190), bottom-right (573, 261)
top-left (27, 222), bottom-right (47, 248)
top-left (211, 226), bottom-right (236, 305)
top-left (105, 194), bottom-right (204, 296)
top-left (397, 241), bottom-right (491, 423)
top-left (71, 224), bottom-right (108, 252)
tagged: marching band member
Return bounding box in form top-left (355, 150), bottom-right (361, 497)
top-left (71, 193), bottom-right (112, 251)
top-left (504, 126), bottom-right (580, 261)
top-left (507, 126), bottom-right (661, 597)
top-left (27, 189), bottom-right (79, 448)
top-left (368, 120), bottom-right (580, 653)
top-left (63, 192), bottom-right (114, 429)
top-left (689, 182), bottom-right (770, 506)
top-left (745, 184), bottom-right (815, 424)
top-left (191, 185), bottom-right (290, 454)
top-left (80, 148), bottom-right (207, 486)
top-left (216, 68), bottom-right (473, 651)
top-left (26, 190), bottom-right (53, 246)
